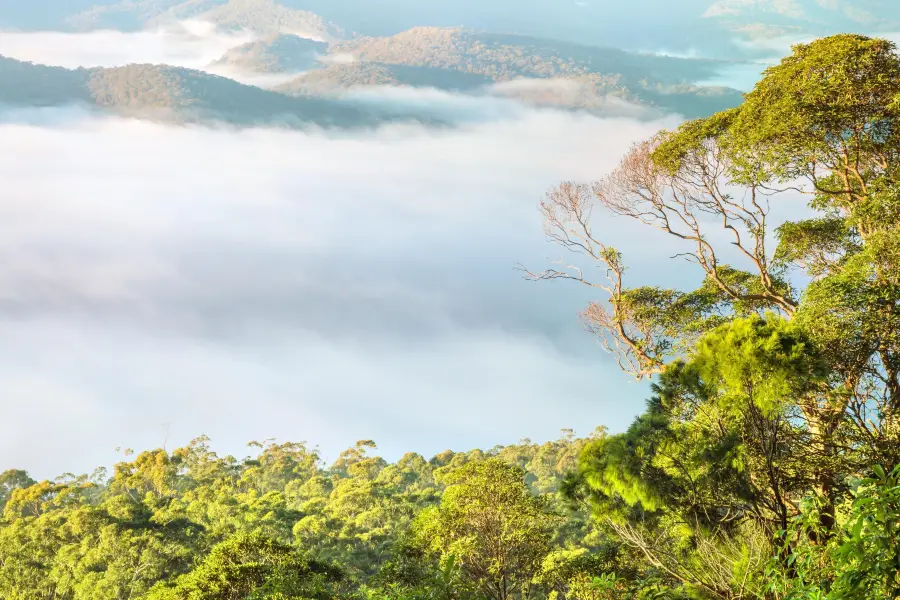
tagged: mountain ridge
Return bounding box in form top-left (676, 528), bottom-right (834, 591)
top-left (13, 0), bottom-right (900, 59)
top-left (67, 0), bottom-right (344, 40)
top-left (269, 27), bottom-right (745, 118)
top-left (0, 55), bottom-right (397, 128)
top-left (210, 33), bottom-right (327, 74)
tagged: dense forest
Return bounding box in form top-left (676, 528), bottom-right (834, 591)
top-left (0, 56), bottom-right (397, 128)
top-left (0, 24), bottom-right (743, 127)
top-left (212, 34), bottom-right (327, 74)
top-left (2, 31), bottom-right (900, 600)
top-left (0, 432), bottom-right (614, 599)
top-left (277, 27), bottom-right (743, 118)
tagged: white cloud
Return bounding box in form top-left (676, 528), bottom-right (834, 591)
top-left (341, 85), bottom-right (532, 123)
top-left (0, 103), bottom-right (682, 477)
top-left (317, 52), bottom-right (358, 65)
top-left (0, 20), bottom-right (330, 88)
top-left (488, 78), bottom-right (657, 118)
top-left (0, 20), bottom-right (252, 71)
top-left (702, 0), bottom-right (806, 19)
top-left (203, 64), bottom-right (308, 88)
top-left (735, 33), bottom-right (815, 59)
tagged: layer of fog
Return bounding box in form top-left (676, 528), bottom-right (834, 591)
top-left (0, 20), bottom-right (249, 69)
top-left (0, 99), bottom-right (704, 478)
top-left (0, 20), bottom-right (316, 88)
top-left (488, 79), bottom-right (656, 118)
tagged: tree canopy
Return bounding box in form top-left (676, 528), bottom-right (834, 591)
top-left (529, 33), bottom-right (900, 599)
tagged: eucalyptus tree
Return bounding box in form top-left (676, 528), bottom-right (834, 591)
top-left (528, 33), bottom-right (900, 597)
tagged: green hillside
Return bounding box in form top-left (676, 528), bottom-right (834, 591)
top-left (211, 34), bottom-right (328, 74)
top-left (0, 56), bottom-right (391, 128)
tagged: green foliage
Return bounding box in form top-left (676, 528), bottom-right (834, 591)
top-left (413, 459), bottom-right (559, 600)
top-left (689, 314), bottom-right (825, 416)
top-left (0, 470), bottom-right (35, 511)
top-left (767, 466), bottom-right (900, 600)
top-left (0, 433), bottom-right (619, 600)
top-left (536, 30), bottom-right (900, 600)
top-left (145, 531), bottom-right (341, 600)
top-left (829, 465), bottom-right (900, 599)
top-left (729, 35), bottom-right (900, 185)
top-left (773, 218), bottom-right (857, 279)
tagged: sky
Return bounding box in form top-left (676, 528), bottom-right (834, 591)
top-left (0, 19), bottom-right (816, 478)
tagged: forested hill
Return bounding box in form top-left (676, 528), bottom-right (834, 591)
top-left (331, 28), bottom-right (725, 85)
top-left (274, 27), bottom-right (744, 118)
top-left (0, 430), bottom-right (617, 600)
top-left (211, 34), bottom-right (328, 73)
top-left (0, 56), bottom-right (397, 128)
top-left (0, 34), bottom-right (745, 125)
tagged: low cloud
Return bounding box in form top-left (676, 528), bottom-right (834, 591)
top-left (340, 85), bottom-right (533, 123)
top-left (0, 102), bottom-right (684, 477)
top-left (317, 52), bottom-right (358, 65)
top-left (203, 64), bottom-right (308, 88)
top-left (489, 78), bottom-right (656, 118)
top-left (0, 20), bottom-right (252, 71)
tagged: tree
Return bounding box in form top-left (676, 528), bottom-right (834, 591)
top-left (0, 470), bottom-right (35, 511)
top-left (526, 33), bottom-right (900, 597)
top-left (562, 316), bottom-right (824, 598)
top-left (0, 434), bottom-right (605, 599)
top-left (527, 33), bottom-right (898, 397)
top-left (145, 531), bottom-right (342, 600)
top-left (527, 32), bottom-right (900, 533)
top-left (413, 459), bottom-right (558, 600)
top-left (767, 465), bottom-right (900, 600)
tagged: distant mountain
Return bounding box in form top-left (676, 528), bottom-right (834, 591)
top-left (490, 75), bottom-right (742, 119)
top-left (331, 28), bottom-right (728, 85)
top-left (67, 0), bottom-right (343, 40)
top-left (0, 57), bottom-right (93, 106)
top-left (276, 28), bottom-right (744, 118)
top-left (198, 0), bottom-right (343, 40)
top-left (0, 0), bottom-right (117, 29)
top-left (283, 0), bottom-right (900, 57)
top-left (278, 62), bottom-right (492, 94)
top-left (211, 34), bottom-right (327, 74)
top-left (274, 0), bottom-right (731, 57)
top-left (701, 0), bottom-right (900, 52)
top-left (0, 56), bottom-right (396, 128)
top-left (11, 0), bottom-right (900, 60)
top-left (65, 0), bottom-right (216, 30)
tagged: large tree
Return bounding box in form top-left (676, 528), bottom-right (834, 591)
top-left (528, 33), bottom-right (900, 597)
top-left (413, 459), bottom-right (558, 600)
